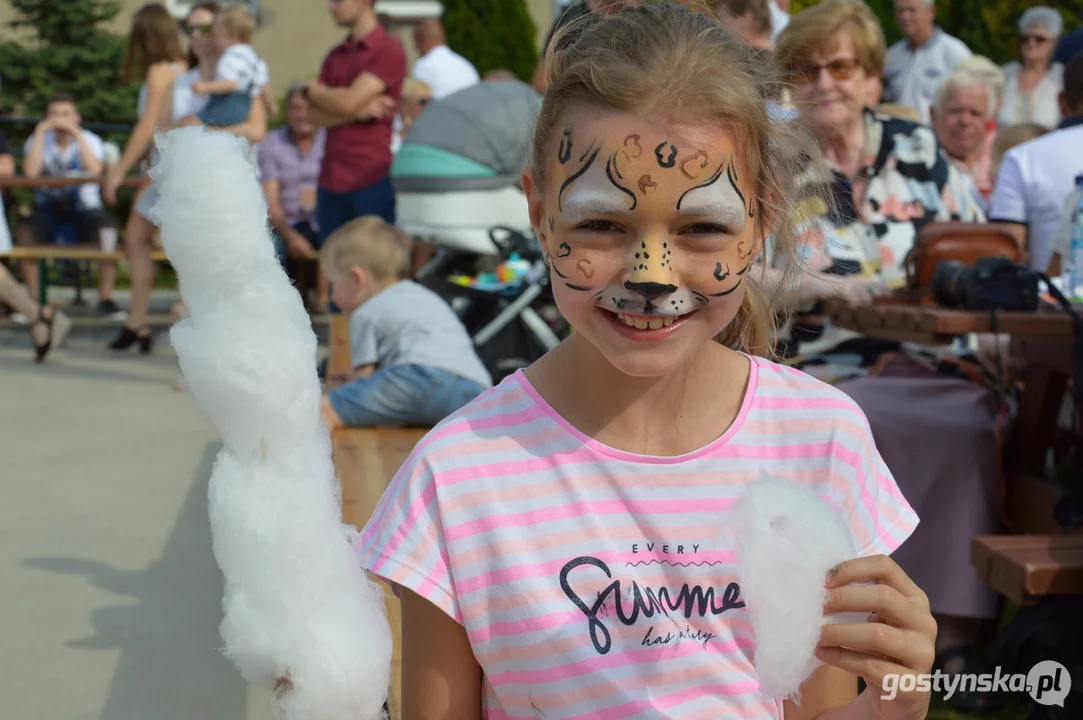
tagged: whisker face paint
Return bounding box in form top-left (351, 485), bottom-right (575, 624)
top-left (544, 118), bottom-right (758, 332)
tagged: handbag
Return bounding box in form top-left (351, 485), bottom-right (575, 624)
top-left (904, 222), bottom-right (1025, 290)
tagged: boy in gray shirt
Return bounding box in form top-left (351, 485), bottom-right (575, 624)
top-left (319, 216), bottom-right (492, 430)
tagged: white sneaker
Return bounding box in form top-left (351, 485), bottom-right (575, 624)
top-left (10, 312), bottom-right (28, 325)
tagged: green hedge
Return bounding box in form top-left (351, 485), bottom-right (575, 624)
top-left (790, 0), bottom-right (1083, 65)
top-left (441, 0), bottom-right (539, 83)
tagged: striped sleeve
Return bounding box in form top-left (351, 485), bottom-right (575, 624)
top-left (844, 406), bottom-right (920, 557)
top-left (356, 442), bottom-right (462, 623)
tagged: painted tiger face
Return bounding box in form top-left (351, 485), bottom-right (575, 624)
top-left (523, 108), bottom-right (761, 376)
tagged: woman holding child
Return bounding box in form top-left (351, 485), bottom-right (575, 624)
top-left (104, 2), bottom-right (268, 353)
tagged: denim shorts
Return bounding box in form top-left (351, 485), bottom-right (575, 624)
top-left (327, 364), bottom-right (487, 428)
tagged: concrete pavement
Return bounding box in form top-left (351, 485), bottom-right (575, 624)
top-left (0, 317), bottom-right (285, 719)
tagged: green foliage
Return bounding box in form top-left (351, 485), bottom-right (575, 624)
top-left (441, 0), bottom-right (539, 83)
top-left (0, 0), bottom-right (140, 220)
top-left (790, 0), bottom-right (1083, 66)
top-left (0, 0), bottom-right (139, 129)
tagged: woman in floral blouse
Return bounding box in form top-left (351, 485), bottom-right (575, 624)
top-left (771, 0), bottom-right (984, 366)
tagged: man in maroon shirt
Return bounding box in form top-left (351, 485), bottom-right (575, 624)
top-left (305, 0), bottom-right (406, 249)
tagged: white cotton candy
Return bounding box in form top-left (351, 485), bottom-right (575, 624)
top-left (150, 126), bottom-right (392, 720)
top-left (722, 473), bottom-right (869, 703)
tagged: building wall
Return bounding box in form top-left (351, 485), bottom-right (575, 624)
top-left (0, 0), bottom-right (559, 101)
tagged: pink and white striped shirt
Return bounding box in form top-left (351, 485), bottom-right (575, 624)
top-left (357, 356), bottom-right (919, 719)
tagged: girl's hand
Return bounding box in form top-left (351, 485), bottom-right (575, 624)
top-left (816, 555), bottom-right (937, 720)
top-left (102, 168), bottom-right (123, 205)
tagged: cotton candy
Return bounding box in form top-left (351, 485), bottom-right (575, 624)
top-left (150, 126), bottom-right (392, 720)
top-left (723, 473), bottom-right (869, 703)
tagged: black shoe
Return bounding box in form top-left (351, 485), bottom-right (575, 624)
top-left (108, 326), bottom-right (153, 354)
top-left (97, 298), bottom-right (121, 315)
top-left (30, 306), bottom-right (73, 363)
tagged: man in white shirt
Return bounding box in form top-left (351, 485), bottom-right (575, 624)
top-left (884, 0), bottom-right (972, 125)
top-left (989, 54), bottom-right (1083, 274)
top-left (411, 17), bottom-right (480, 100)
top-left (14, 93), bottom-right (119, 314)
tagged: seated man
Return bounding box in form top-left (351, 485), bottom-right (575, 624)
top-left (930, 68), bottom-right (996, 210)
top-left (988, 53), bottom-right (1083, 273)
top-left (317, 216), bottom-right (492, 430)
top-left (15, 93), bottom-right (118, 314)
top-left (260, 83), bottom-right (326, 303)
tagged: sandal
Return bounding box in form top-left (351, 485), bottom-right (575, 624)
top-left (936, 645), bottom-right (1006, 713)
top-left (29, 306), bottom-right (72, 363)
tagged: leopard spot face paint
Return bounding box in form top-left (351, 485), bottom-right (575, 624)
top-left (536, 110), bottom-right (759, 357)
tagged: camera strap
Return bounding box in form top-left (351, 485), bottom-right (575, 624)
top-left (1037, 274), bottom-right (1083, 465)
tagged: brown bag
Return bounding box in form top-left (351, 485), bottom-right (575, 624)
top-left (904, 222), bottom-right (1025, 289)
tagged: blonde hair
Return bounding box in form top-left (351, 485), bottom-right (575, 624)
top-left (991, 123), bottom-right (1049, 178)
top-left (218, 5), bottom-right (256, 43)
top-left (876, 103), bottom-right (922, 122)
top-left (536, 3), bottom-right (822, 358)
top-left (775, 0), bottom-right (886, 80)
top-left (319, 216), bottom-right (411, 283)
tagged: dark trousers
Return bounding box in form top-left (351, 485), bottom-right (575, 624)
top-left (316, 177), bottom-right (396, 245)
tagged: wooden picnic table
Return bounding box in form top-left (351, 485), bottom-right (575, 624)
top-left (0, 175), bottom-right (147, 189)
top-left (822, 298), bottom-right (1074, 345)
top-left (824, 297), bottom-right (1083, 603)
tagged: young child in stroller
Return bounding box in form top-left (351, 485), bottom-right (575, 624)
top-left (318, 216), bottom-right (493, 431)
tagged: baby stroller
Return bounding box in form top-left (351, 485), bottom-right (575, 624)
top-left (392, 80), bottom-right (567, 381)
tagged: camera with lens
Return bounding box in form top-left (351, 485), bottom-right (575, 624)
top-left (931, 257), bottom-right (1040, 312)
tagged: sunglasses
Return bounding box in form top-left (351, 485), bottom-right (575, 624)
top-left (185, 23), bottom-right (213, 36)
top-left (791, 57), bottom-right (861, 85)
top-left (1020, 34), bottom-right (1052, 45)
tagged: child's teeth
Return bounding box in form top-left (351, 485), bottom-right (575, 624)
top-left (615, 313), bottom-right (679, 330)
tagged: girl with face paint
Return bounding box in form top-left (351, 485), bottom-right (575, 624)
top-left (354, 5), bottom-right (930, 719)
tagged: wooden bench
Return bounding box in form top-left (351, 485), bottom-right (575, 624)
top-left (1, 245), bottom-right (171, 306)
top-left (332, 425), bottom-right (426, 720)
top-left (327, 312), bottom-right (428, 719)
top-left (972, 535), bottom-right (1083, 605)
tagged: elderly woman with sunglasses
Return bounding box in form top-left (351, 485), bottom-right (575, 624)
top-left (769, 0), bottom-right (982, 361)
top-left (999, 7), bottom-right (1065, 130)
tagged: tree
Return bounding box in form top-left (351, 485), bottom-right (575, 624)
top-left (0, 0), bottom-right (141, 224)
top-left (441, 0), bottom-right (539, 83)
top-left (0, 0), bottom-right (139, 126)
top-left (790, 0), bottom-right (1083, 66)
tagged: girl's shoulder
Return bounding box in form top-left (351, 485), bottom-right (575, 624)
top-left (748, 355), bottom-right (873, 424)
top-left (395, 372), bottom-right (541, 472)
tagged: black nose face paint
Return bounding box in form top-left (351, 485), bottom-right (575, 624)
top-left (624, 281), bottom-right (678, 302)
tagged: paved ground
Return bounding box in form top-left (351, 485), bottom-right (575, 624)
top-left (0, 290), bottom-right (327, 720)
